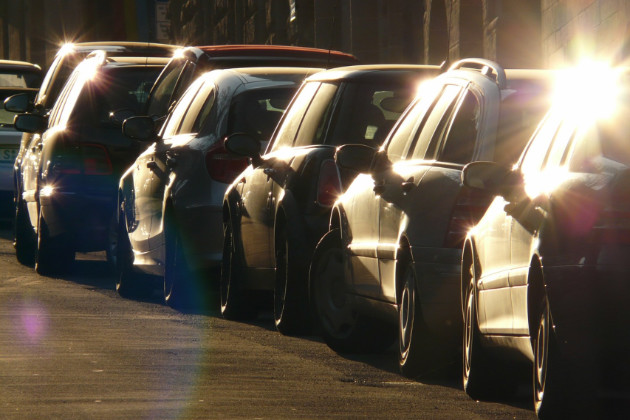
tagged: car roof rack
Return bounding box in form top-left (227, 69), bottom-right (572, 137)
top-left (448, 58), bottom-right (506, 89)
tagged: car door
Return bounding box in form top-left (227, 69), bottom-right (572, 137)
top-left (376, 83), bottom-right (462, 302)
top-left (239, 82), bottom-right (320, 268)
top-left (142, 78), bottom-right (208, 257)
top-left (509, 115), bottom-right (573, 334)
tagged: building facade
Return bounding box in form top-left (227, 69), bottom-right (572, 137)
top-left (1, 1), bottom-right (630, 70)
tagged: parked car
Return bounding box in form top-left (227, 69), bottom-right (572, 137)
top-left (308, 59), bottom-right (555, 376)
top-left (7, 41), bottom-right (176, 264)
top-left (143, 44), bottom-right (358, 125)
top-left (0, 59), bottom-right (41, 217)
top-left (461, 65), bottom-right (630, 418)
top-left (12, 51), bottom-right (170, 275)
top-left (221, 64), bottom-right (439, 334)
top-left (116, 67), bottom-right (319, 308)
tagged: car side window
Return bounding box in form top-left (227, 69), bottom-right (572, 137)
top-left (410, 84), bottom-right (462, 160)
top-left (269, 82), bottom-right (320, 153)
top-left (437, 90), bottom-right (481, 164)
top-left (161, 78), bottom-right (204, 138)
top-left (520, 112), bottom-right (563, 176)
top-left (293, 82), bottom-right (338, 148)
top-left (193, 88), bottom-right (216, 133)
top-left (384, 83), bottom-right (442, 162)
top-left (543, 119), bottom-right (576, 169)
top-left (178, 82), bottom-right (214, 134)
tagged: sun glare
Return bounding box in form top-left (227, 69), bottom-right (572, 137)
top-left (553, 60), bottom-right (622, 122)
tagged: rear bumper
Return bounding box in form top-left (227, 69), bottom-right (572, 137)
top-left (40, 189), bottom-right (115, 251)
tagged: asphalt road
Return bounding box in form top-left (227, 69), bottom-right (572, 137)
top-left (0, 222), bottom-right (538, 420)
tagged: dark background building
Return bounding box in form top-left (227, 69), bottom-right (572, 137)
top-left (1, 1), bottom-right (629, 70)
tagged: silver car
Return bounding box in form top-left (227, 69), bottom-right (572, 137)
top-left (0, 59), bottom-right (41, 217)
top-left (117, 67), bottom-right (320, 308)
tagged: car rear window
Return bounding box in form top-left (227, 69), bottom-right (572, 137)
top-left (0, 69), bottom-right (41, 88)
top-left (228, 87), bottom-right (298, 144)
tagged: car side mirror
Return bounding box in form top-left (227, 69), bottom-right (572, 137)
top-left (462, 161), bottom-right (520, 197)
top-left (122, 116), bottom-right (155, 141)
top-left (14, 113), bottom-right (47, 133)
top-left (225, 133), bottom-right (262, 167)
top-left (4, 93), bottom-right (33, 113)
top-left (335, 144), bottom-right (377, 173)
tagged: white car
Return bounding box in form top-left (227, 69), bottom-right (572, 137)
top-left (0, 59), bottom-right (41, 217)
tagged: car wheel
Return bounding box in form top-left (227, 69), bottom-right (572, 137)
top-left (35, 210), bottom-right (74, 276)
top-left (274, 227), bottom-right (311, 335)
top-left (398, 261), bottom-right (432, 378)
top-left (220, 219), bottom-right (256, 320)
top-left (462, 256), bottom-right (518, 399)
top-left (115, 212), bottom-right (150, 298)
top-left (163, 213), bottom-right (192, 309)
top-left (310, 229), bottom-right (395, 353)
top-left (14, 195), bottom-right (36, 266)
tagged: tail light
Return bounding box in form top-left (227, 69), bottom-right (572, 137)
top-left (205, 141), bottom-right (248, 184)
top-left (316, 159), bottom-right (342, 207)
top-left (51, 143), bottom-right (112, 176)
top-left (444, 187), bottom-right (492, 248)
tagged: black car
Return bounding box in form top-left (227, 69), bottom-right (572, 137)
top-left (222, 64), bottom-right (439, 334)
top-left (12, 51), bottom-right (170, 275)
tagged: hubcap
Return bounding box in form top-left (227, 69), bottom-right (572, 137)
top-left (463, 269), bottom-right (475, 382)
top-left (399, 269), bottom-right (413, 356)
top-left (535, 306), bottom-right (548, 406)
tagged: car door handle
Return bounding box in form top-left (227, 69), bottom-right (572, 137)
top-left (263, 168), bottom-right (276, 176)
top-left (373, 183), bottom-right (385, 195)
top-left (146, 161), bottom-right (158, 170)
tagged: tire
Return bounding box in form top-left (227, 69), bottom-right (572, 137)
top-left (398, 261), bottom-right (431, 378)
top-left (115, 213), bottom-right (150, 298)
top-left (105, 207), bottom-right (118, 269)
top-left (462, 255), bottom-right (517, 400)
top-left (220, 219), bottom-right (256, 320)
top-left (34, 210), bottom-right (74, 276)
top-left (274, 227), bottom-right (311, 335)
top-left (14, 195), bottom-right (36, 266)
top-left (310, 229), bottom-right (395, 354)
top-left (163, 213), bottom-right (193, 309)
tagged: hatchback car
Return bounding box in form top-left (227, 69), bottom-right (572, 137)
top-left (144, 44), bottom-right (358, 125)
top-left (0, 59), bottom-right (41, 217)
top-left (309, 59), bottom-right (554, 376)
top-left (12, 51), bottom-right (170, 275)
top-left (7, 41), bottom-right (175, 264)
top-left (116, 67), bottom-right (319, 308)
top-left (221, 64), bottom-right (439, 334)
top-left (461, 65), bottom-right (630, 417)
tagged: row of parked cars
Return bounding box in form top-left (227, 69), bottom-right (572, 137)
top-left (5, 41), bottom-right (628, 418)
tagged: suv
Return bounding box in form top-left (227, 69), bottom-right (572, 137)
top-left (6, 42), bottom-right (175, 260)
top-left (12, 51), bottom-right (170, 274)
top-left (461, 66), bottom-right (630, 416)
top-left (221, 64), bottom-right (439, 334)
top-left (309, 59), bottom-right (555, 375)
top-left (144, 44), bottom-right (358, 123)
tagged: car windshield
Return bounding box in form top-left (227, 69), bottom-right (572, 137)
top-left (227, 87), bottom-right (297, 143)
top-left (0, 69), bottom-right (41, 88)
top-left (494, 81), bottom-right (553, 165)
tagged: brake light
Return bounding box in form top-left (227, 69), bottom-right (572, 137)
top-left (205, 141), bottom-right (248, 183)
top-left (444, 187), bottom-right (492, 248)
top-left (317, 159), bottom-right (342, 207)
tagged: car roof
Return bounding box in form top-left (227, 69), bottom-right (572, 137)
top-left (59, 41), bottom-right (177, 58)
top-left (304, 64), bottom-right (441, 83)
top-left (179, 44), bottom-right (359, 68)
top-left (0, 59), bottom-right (42, 72)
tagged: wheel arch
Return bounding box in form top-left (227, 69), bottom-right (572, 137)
top-left (395, 234), bottom-right (413, 304)
top-left (527, 254), bottom-right (546, 344)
